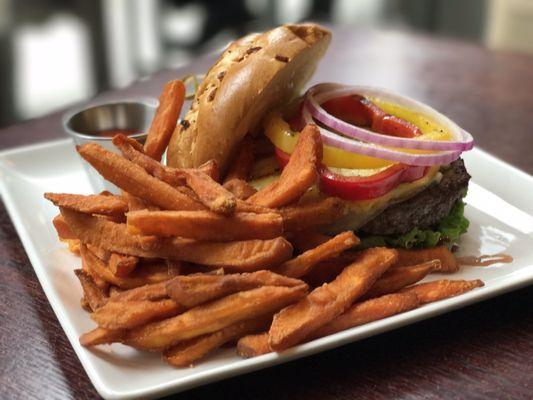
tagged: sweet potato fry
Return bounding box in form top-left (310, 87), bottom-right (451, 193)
top-left (77, 143), bottom-right (203, 211)
top-left (178, 169), bottom-right (236, 215)
top-left (164, 316), bottom-right (269, 367)
top-left (80, 327), bottom-right (126, 347)
top-left (274, 231), bottom-right (359, 278)
top-left (248, 125), bottom-right (322, 207)
top-left (363, 260), bottom-right (439, 299)
top-left (310, 292), bottom-right (420, 339)
top-left (279, 197), bottom-right (344, 232)
top-left (249, 156), bottom-right (279, 180)
top-left (108, 281), bottom-right (168, 302)
top-left (269, 247), bottom-right (397, 351)
top-left (224, 138), bottom-right (253, 182)
top-left (45, 193), bottom-right (128, 216)
top-left (61, 208), bottom-right (293, 270)
top-left (64, 238), bottom-right (81, 255)
top-left (108, 253), bottom-right (138, 277)
top-left (80, 244), bottom-right (109, 290)
top-left (396, 247), bottom-right (458, 273)
top-left (223, 179), bottom-right (257, 200)
top-left (123, 192), bottom-right (160, 211)
top-left (127, 210), bottom-right (283, 241)
top-left (53, 214), bottom-right (76, 239)
top-left (144, 79), bottom-right (186, 161)
top-left (86, 244), bottom-right (111, 261)
top-left (303, 253), bottom-right (359, 287)
top-left (237, 332), bottom-right (271, 358)
top-left (401, 279), bottom-right (484, 304)
top-left (74, 269), bottom-right (108, 311)
top-left (288, 230), bottom-right (332, 253)
top-left (91, 299), bottom-right (183, 329)
top-left (165, 270), bottom-right (305, 308)
top-left (125, 285), bottom-right (308, 351)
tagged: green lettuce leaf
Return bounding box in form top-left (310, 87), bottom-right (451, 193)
top-left (358, 200), bottom-right (469, 249)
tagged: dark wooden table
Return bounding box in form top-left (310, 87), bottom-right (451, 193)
top-left (1, 28), bottom-right (532, 400)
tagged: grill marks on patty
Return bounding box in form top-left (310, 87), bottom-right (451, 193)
top-left (360, 159), bottom-right (470, 236)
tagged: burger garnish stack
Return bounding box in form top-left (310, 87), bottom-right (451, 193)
top-left (45, 23), bottom-right (483, 367)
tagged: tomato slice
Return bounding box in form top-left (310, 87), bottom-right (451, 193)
top-left (275, 147), bottom-right (429, 201)
top-left (321, 95), bottom-right (423, 138)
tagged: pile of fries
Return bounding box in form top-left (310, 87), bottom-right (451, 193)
top-left (45, 79), bottom-right (484, 367)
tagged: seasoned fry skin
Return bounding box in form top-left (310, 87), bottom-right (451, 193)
top-left (269, 247), bottom-right (397, 351)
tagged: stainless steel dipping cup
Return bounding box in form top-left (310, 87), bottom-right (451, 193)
top-left (62, 98), bottom-right (158, 193)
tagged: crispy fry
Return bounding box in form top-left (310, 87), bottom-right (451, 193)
top-left (53, 214), bottom-right (76, 239)
top-left (165, 270), bottom-right (305, 308)
top-left (178, 169), bottom-right (236, 215)
top-left (223, 179), bottom-right (257, 200)
top-left (77, 143), bottom-right (203, 211)
top-left (80, 244), bottom-right (175, 289)
top-left (310, 292), bottom-right (420, 339)
top-left (123, 192), bottom-right (160, 211)
top-left (61, 208), bottom-right (293, 271)
top-left (127, 210), bottom-right (283, 241)
top-left (108, 281), bottom-right (169, 302)
top-left (80, 327), bottom-right (126, 347)
top-left (237, 332), bottom-right (271, 358)
top-left (45, 193), bottom-right (128, 216)
top-left (396, 247), bottom-right (458, 273)
top-left (64, 238), bottom-right (81, 255)
top-left (249, 156), bottom-right (279, 180)
top-left (401, 279), bottom-right (484, 304)
top-left (303, 253), bottom-right (359, 287)
top-left (363, 260), bottom-right (439, 299)
top-left (269, 247), bottom-right (397, 351)
top-left (164, 316), bottom-right (269, 367)
top-left (91, 299), bottom-right (183, 329)
top-left (144, 79), bottom-right (186, 161)
top-left (86, 244), bottom-right (111, 261)
top-left (274, 231), bottom-right (359, 278)
top-left (108, 253), bottom-right (138, 277)
top-left (289, 230), bottom-right (332, 253)
top-left (125, 285), bottom-right (308, 351)
top-left (248, 125), bottom-right (322, 207)
top-left (74, 269), bottom-right (108, 311)
top-left (279, 197), bottom-right (344, 232)
top-left (224, 138), bottom-right (253, 182)
top-left (80, 244), bottom-right (109, 290)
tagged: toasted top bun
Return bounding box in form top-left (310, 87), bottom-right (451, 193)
top-left (166, 23), bottom-right (331, 172)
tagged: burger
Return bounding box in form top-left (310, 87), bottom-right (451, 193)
top-left (166, 23), bottom-right (473, 249)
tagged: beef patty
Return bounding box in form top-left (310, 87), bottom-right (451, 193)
top-left (360, 159), bottom-right (470, 236)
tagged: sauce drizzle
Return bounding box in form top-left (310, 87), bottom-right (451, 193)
top-left (456, 253), bottom-right (513, 267)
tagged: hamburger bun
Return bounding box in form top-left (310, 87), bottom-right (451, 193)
top-left (166, 23), bottom-right (331, 172)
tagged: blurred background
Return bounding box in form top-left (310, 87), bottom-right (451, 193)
top-left (0, 0), bottom-right (532, 129)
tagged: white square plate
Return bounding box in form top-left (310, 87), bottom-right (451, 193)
top-left (1, 138), bottom-right (532, 400)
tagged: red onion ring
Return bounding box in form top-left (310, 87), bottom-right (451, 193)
top-left (305, 83), bottom-right (474, 151)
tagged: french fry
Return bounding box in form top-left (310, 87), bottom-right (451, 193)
top-left (108, 281), bottom-right (169, 302)
top-left (268, 247), bottom-right (397, 351)
top-left (77, 143), bottom-right (203, 211)
top-left (164, 316), bottom-right (269, 367)
top-left (273, 231), bottom-right (359, 278)
top-left (248, 125), bottom-right (322, 208)
top-left (80, 327), bottom-right (126, 347)
top-left (74, 269), bottom-right (108, 311)
top-left (223, 179), bottom-right (257, 200)
top-left (310, 292), bottom-right (420, 339)
top-left (224, 138), bottom-right (253, 182)
top-left (61, 208), bottom-right (293, 270)
top-left (64, 238), bottom-right (81, 255)
top-left (237, 332), bottom-right (271, 358)
top-left (362, 260), bottom-right (439, 299)
top-left (178, 169), bottom-right (237, 215)
top-left (80, 244), bottom-right (109, 290)
top-left (123, 192), bottom-right (160, 211)
top-left (127, 210), bottom-right (283, 241)
top-left (396, 247), bottom-right (458, 273)
top-left (279, 197), bottom-right (344, 232)
top-left (303, 253), bottom-right (358, 287)
top-left (249, 156), bottom-right (279, 180)
top-left (52, 214), bottom-right (76, 239)
top-left (91, 299), bottom-right (183, 329)
top-left (288, 230), bottom-right (332, 253)
top-left (125, 285), bottom-right (308, 351)
top-left (108, 253), bottom-right (138, 277)
top-left (401, 279), bottom-right (484, 304)
top-left (144, 79), bottom-right (186, 161)
top-left (45, 193), bottom-right (128, 216)
top-left (80, 245), bottom-right (175, 289)
top-left (165, 270), bottom-right (305, 308)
